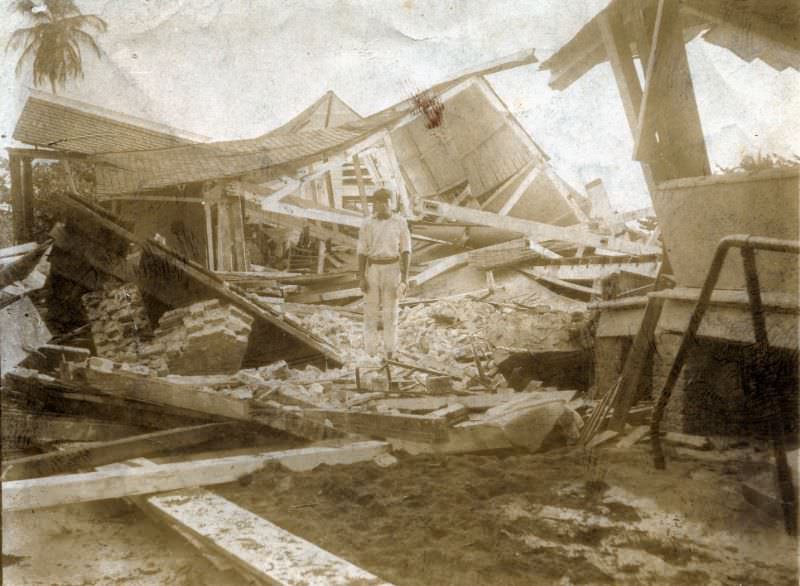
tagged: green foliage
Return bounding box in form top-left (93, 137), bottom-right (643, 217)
top-left (7, 0), bottom-right (107, 93)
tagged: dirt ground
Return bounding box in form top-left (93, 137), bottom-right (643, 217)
top-left (3, 443), bottom-right (797, 585)
top-left (218, 444), bottom-right (798, 585)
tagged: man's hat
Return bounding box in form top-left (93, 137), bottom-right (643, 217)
top-left (372, 188), bottom-right (392, 202)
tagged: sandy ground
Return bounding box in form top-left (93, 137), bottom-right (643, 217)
top-left (3, 443), bottom-right (797, 585)
top-left (2, 500), bottom-right (224, 585)
top-left (218, 444), bottom-right (798, 585)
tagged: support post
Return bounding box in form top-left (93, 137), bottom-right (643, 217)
top-left (316, 240), bottom-right (326, 274)
top-left (633, 0), bottom-right (709, 178)
top-left (9, 155), bottom-right (24, 244)
top-left (21, 158), bottom-right (34, 242)
top-left (204, 202), bottom-right (215, 270)
top-left (597, 9), bottom-right (662, 190)
top-left (352, 154), bottom-right (369, 217)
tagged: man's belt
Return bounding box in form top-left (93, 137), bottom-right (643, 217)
top-left (368, 256), bottom-right (399, 265)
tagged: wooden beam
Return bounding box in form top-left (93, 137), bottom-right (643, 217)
top-left (597, 9), bottom-right (662, 191)
top-left (316, 240), bottom-right (326, 274)
top-left (408, 251), bottom-right (470, 288)
top-left (6, 147), bottom-right (87, 161)
top-left (382, 133), bottom-right (412, 214)
top-left (247, 203), bottom-right (357, 248)
top-left (526, 261), bottom-right (659, 281)
top-left (352, 153), bottom-right (369, 217)
top-left (81, 363), bottom-right (253, 421)
top-left (303, 409), bottom-right (450, 443)
top-left (203, 202), bottom-right (215, 270)
top-left (608, 296), bottom-right (665, 431)
top-left (147, 488), bottom-right (393, 585)
top-left (498, 165), bottom-right (542, 216)
top-left (2, 413), bottom-right (146, 445)
top-left (2, 441), bottom-right (389, 511)
top-left (258, 130), bottom-right (389, 205)
top-left (2, 423), bottom-right (234, 481)
top-left (20, 157), bottom-right (34, 243)
top-left (422, 199), bottom-right (659, 255)
top-left (138, 483), bottom-right (393, 585)
top-left (633, 0), bottom-right (709, 177)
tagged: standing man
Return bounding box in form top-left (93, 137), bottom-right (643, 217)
top-left (357, 188), bottom-right (411, 361)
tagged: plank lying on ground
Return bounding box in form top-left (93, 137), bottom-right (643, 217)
top-left (374, 390), bottom-right (577, 413)
top-left (2, 441), bottom-right (388, 511)
top-left (2, 412), bottom-right (146, 445)
top-left (80, 362), bottom-right (251, 421)
top-left (2, 423), bottom-right (234, 481)
top-left (149, 488), bottom-right (392, 585)
top-left (302, 409), bottom-right (451, 443)
top-left (4, 368), bottom-right (224, 430)
top-left (100, 460), bottom-right (251, 582)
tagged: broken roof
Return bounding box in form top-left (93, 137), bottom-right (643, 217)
top-left (540, 0), bottom-right (800, 90)
top-left (268, 91), bottom-right (363, 134)
top-left (12, 90), bottom-right (208, 154)
top-left (89, 49), bottom-right (538, 195)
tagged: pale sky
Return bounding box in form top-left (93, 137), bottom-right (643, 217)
top-left (2, 0), bottom-right (798, 212)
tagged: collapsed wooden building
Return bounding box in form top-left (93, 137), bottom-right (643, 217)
top-left (2, 2), bottom-right (798, 581)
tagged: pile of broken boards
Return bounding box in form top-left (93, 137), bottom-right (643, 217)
top-left (3, 270), bottom-right (590, 463)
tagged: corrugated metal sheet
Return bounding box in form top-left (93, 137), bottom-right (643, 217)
top-left (13, 93), bottom-right (202, 154)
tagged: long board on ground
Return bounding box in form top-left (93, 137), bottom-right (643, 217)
top-left (3, 441), bottom-right (388, 511)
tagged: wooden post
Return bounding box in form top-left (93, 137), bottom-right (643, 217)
top-left (382, 133), bottom-right (411, 214)
top-left (21, 157), bottom-right (34, 241)
top-left (203, 202), bottom-right (215, 270)
top-left (633, 0), bottom-right (709, 178)
top-left (598, 9), bottom-right (663, 189)
top-left (352, 154), bottom-right (369, 217)
top-left (316, 239), bottom-right (326, 274)
top-left (232, 196), bottom-right (249, 271)
top-left (9, 155), bottom-right (24, 244)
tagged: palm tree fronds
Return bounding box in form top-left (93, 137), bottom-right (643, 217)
top-left (8, 0), bottom-right (108, 93)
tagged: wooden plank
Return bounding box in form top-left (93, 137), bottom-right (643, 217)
top-left (597, 9), bottom-right (660, 192)
top-left (2, 413), bottom-right (146, 445)
top-left (608, 296), bottom-right (665, 431)
top-left (616, 425), bottom-right (650, 449)
top-left (408, 252), bottom-right (470, 288)
top-left (0, 241), bottom-right (37, 260)
top-left (148, 489), bottom-right (392, 585)
top-left (518, 268), bottom-right (599, 296)
top-left (585, 429), bottom-right (619, 449)
top-left (303, 409), bottom-right (451, 443)
top-left (82, 363), bottom-right (252, 421)
top-left (2, 441), bottom-right (389, 511)
top-left (632, 0), bottom-right (709, 176)
top-left (375, 390), bottom-right (576, 413)
top-left (382, 133), bottom-right (412, 213)
top-left (203, 202), bottom-right (215, 270)
top-left (422, 199), bottom-right (659, 256)
top-left (2, 423), bottom-right (234, 481)
top-left (352, 153), bottom-right (369, 217)
top-left (527, 261), bottom-right (659, 281)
